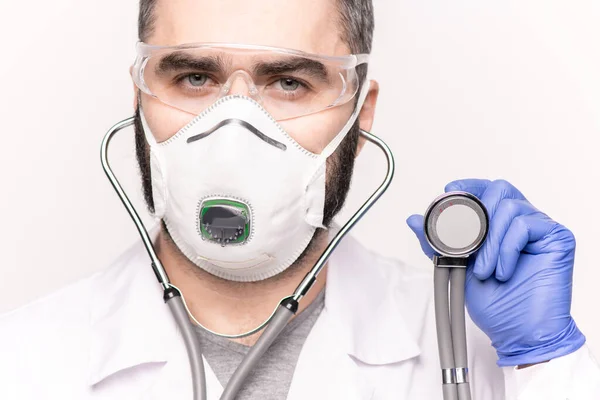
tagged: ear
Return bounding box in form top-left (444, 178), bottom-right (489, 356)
top-left (356, 79), bottom-right (380, 157)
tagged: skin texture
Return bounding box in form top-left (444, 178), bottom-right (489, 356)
top-left (133, 0), bottom-right (379, 346)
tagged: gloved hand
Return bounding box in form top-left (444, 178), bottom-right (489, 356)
top-left (407, 179), bottom-right (585, 367)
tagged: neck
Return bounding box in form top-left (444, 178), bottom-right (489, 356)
top-left (156, 227), bottom-right (329, 346)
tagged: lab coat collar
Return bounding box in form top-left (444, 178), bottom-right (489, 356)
top-left (87, 236), bottom-right (177, 386)
top-left (87, 226), bottom-right (424, 387)
top-left (323, 228), bottom-right (422, 365)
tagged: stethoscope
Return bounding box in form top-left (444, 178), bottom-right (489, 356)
top-left (100, 116), bottom-right (395, 400)
top-left (423, 192), bottom-right (489, 400)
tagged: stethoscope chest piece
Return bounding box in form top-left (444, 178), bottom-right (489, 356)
top-left (424, 191), bottom-right (489, 258)
top-left (423, 191), bottom-right (489, 400)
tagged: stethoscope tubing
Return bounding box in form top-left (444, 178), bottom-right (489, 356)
top-left (101, 117), bottom-right (207, 400)
top-left (434, 265), bottom-right (471, 400)
top-left (100, 117), bottom-right (170, 290)
top-left (450, 268), bottom-right (471, 400)
top-left (426, 192), bottom-right (488, 400)
top-left (101, 118), bottom-right (395, 400)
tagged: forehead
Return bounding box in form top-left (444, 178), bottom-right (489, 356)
top-left (150, 0), bottom-right (349, 56)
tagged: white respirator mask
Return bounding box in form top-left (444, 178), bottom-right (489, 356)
top-left (140, 85), bottom-right (368, 282)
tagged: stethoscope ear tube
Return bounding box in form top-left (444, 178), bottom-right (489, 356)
top-left (101, 120), bottom-right (395, 400)
top-left (100, 117), bottom-right (171, 290)
top-left (166, 290), bottom-right (208, 400)
top-left (291, 129), bottom-right (395, 302)
top-left (222, 129), bottom-right (395, 400)
top-left (220, 302), bottom-right (297, 400)
top-left (101, 117), bottom-right (207, 400)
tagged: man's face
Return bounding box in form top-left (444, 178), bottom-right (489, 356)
top-left (134, 0), bottom-right (377, 235)
top-left (138, 0), bottom-right (356, 154)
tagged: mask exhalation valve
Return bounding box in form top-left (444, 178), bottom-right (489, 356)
top-left (199, 199), bottom-right (251, 246)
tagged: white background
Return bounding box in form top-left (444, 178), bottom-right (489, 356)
top-left (1, 1), bottom-right (599, 357)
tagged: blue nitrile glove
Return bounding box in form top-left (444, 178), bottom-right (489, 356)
top-left (407, 179), bottom-right (585, 367)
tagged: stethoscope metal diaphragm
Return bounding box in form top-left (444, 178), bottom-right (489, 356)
top-left (423, 191), bottom-right (489, 258)
top-left (425, 191), bottom-right (489, 400)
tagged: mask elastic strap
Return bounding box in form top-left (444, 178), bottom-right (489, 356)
top-left (138, 101), bottom-right (169, 217)
top-left (318, 80), bottom-right (371, 160)
top-left (139, 109), bottom-right (159, 148)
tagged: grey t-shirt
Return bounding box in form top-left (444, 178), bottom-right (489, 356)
top-left (194, 289), bottom-right (326, 399)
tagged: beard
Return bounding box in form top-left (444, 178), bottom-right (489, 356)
top-left (133, 103), bottom-right (360, 274)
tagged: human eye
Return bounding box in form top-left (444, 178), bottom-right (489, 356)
top-left (268, 77), bottom-right (311, 100)
top-left (174, 73), bottom-right (219, 95)
top-left (278, 78), bottom-right (302, 91)
top-left (185, 73), bottom-right (209, 87)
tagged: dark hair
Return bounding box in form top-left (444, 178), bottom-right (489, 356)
top-left (138, 0), bottom-right (374, 54)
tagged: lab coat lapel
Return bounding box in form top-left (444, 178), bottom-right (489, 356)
top-left (89, 226), bottom-right (423, 399)
top-left (286, 230), bottom-right (425, 400)
top-left (87, 231), bottom-right (225, 400)
top-left (286, 308), bottom-right (374, 400)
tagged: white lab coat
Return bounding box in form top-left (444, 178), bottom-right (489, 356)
top-left (0, 231), bottom-right (599, 399)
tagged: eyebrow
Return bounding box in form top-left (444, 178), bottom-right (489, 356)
top-left (154, 52), bottom-right (330, 82)
top-left (155, 52), bottom-right (225, 75)
top-left (253, 58), bottom-right (329, 82)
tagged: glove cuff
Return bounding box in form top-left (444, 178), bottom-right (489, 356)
top-left (496, 319), bottom-right (586, 367)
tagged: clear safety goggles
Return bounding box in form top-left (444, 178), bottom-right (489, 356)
top-left (132, 42), bottom-right (369, 121)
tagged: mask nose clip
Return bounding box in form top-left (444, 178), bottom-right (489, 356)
top-left (220, 70), bottom-right (263, 103)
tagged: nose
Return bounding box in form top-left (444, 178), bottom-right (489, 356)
top-left (220, 70), bottom-right (262, 102)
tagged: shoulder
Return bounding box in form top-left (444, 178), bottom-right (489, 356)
top-left (0, 238), bottom-right (141, 335)
top-left (0, 240), bottom-right (144, 391)
top-left (330, 232), bottom-right (435, 332)
top-left (0, 270), bottom-right (97, 396)
top-left (0, 272), bottom-right (95, 349)
top-left (334, 231), bottom-right (434, 294)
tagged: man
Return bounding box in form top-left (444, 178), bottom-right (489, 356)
top-left (1, 0), bottom-right (599, 399)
